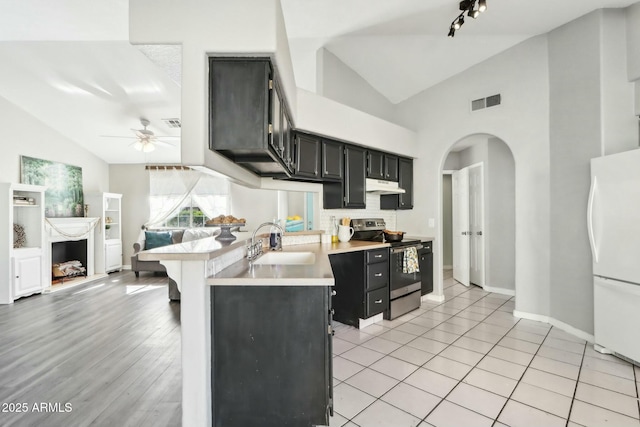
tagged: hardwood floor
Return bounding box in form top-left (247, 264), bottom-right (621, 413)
top-left (0, 271), bottom-right (182, 427)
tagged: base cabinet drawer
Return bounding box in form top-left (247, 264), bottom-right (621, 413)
top-left (366, 262), bottom-right (388, 291)
top-left (366, 287), bottom-right (389, 317)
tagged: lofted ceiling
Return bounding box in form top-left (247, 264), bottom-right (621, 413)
top-left (0, 0), bottom-right (637, 165)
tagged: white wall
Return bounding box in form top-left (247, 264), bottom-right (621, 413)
top-left (317, 48), bottom-right (397, 126)
top-left (0, 95), bottom-right (109, 193)
top-left (318, 193), bottom-right (397, 235)
top-left (627, 2), bottom-right (640, 81)
top-left (394, 35), bottom-right (552, 319)
top-left (229, 183), bottom-right (279, 228)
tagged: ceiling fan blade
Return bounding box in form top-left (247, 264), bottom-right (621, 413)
top-left (100, 135), bottom-right (138, 139)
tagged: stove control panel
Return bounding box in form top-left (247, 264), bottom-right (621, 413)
top-left (351, 218), bottom-right (386, 231)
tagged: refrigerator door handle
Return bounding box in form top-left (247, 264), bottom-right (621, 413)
top-left (587, 175), bottom-right (598, 263)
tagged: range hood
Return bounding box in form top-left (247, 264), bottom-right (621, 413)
top-left (365, 178), bottom-right (406, 194)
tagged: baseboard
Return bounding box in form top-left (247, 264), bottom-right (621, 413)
top-left (513, 310), bottom-right (594, 343)
top-left (359, 313), bottom-right (383, 329)
top-left (122, 264), bottom-right (132, 270)
top-left (423, 293), bottom-right (445, 303)
top-left (483, 286), bottom-right (515, 297)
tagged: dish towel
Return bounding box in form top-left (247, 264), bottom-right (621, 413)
top-left (403, 247), bottom-right (420, 274)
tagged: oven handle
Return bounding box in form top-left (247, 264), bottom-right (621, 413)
top-left (391, 244), bottom-right (423, 254)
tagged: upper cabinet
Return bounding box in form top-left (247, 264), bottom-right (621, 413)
top-left (381, 157), bottom-right (413, 210)
top-left (321, 139), bottom-right (343, 181)
top-left (324, 145), bottom-right (366, 209)
top-left (208, 57), bottom-right (293, 176)
top-left (367, 150), bottom-right (398, 182)
top-left (292, 132), bottom-right (321, 180)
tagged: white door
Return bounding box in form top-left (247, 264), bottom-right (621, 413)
top-left (452, 168), bottom-right (470, 286)
top-left (105, 240), bottom-right (123, 273)
top-left (469, 164), bottom-right (485, 287)
top-left (13, 251), bottom-right (43, 297)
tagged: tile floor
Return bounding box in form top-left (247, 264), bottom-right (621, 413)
top-left (329, 270), bottom-right (640, 427)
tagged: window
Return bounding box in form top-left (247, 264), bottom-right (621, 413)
top-left (147, 168), bottom-right (229, 229)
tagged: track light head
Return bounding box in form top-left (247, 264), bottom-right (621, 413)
top-left (448, 0), bottom-right (487, 37)
top-left (467, 8), bottom-right (479, 18)
top-left (448, 27), bottom-right (456, 37)
top-left (478, 0), bottom-right (487, 12)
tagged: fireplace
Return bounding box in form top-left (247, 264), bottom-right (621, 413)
top-left (52, 239), bottom-right (88, 281)
top-left (45, 217), bottom-right (99, 290)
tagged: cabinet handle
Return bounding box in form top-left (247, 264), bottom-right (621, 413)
top-left (374, 299), bottom-right (383, 304)
top-left (374, 254), bottom-right (383, 258)
top-left (374, 273), bottom-right (383, 277)
top-left (331, 290), bottom-right (337, 296)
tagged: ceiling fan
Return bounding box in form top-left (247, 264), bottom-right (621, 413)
top-left (102, 118), bottom-right (179, 153)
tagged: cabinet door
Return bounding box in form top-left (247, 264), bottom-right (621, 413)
top-left (105, 240), bottom-right (122, 272)
top-left (367, 151), bottom-right (385, 180)
top-left (13, 253), bottom-right (42, 297)
top-left (294, 133), bottom-right (321, 180)
top-left (343, 146), bottom-right (366, 209)
top-left (398, 157), bottom-right (413, 209)
top-left (321, 140), bottom-right (343, 180)
top-left (282, 106), bottom-right (293, 173)
top-left (385, 155), bottom-right (399, 181)
top-left (270, 80), bottom-right (282, 156)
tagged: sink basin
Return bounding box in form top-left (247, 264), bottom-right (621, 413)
top-left (253, 251), bottom-right (316, 265)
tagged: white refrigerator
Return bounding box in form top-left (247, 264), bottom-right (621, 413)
top-left (589, 148), bottom-right (640, 363)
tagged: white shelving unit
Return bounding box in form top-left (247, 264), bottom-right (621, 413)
top-left (1, 182), bottom-right (46, 304)
top-left (86, 192), bottom-right (123, 273)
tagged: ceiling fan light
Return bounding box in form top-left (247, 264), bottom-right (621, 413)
top-left (478, 0), bottom-right (487, 12)
top-left (141, 142), bottom-right (156, 153)
top-left (133, 141), bottom-right (144, 151)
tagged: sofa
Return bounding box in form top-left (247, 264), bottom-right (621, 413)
top-left (131, 228), bottom-right (218, 300)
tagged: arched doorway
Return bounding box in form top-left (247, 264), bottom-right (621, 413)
top-left (441, 134), bottom-right (516, 297)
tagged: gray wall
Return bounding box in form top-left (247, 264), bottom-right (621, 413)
top-left (442, 175), bottom-right (453, 267)
top-left (317, 48), bottom-right (398, 126)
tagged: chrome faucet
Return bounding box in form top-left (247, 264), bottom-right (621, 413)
top-left (247, 221), bottom-right (285, 261)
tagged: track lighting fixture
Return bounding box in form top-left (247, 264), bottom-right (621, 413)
top-left (447, 0), bottom-right (487, 37)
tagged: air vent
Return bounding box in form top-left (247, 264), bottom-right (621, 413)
top-left (471, 94), bottom-right (501, 111)
top-left (161, 118), bottom-right (181, 128)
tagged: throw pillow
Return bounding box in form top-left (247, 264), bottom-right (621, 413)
top-left (145, 231), bottom-right (173, 250)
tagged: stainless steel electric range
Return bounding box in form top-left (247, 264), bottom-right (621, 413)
top-left (351, 218), bottom-right (423, 319)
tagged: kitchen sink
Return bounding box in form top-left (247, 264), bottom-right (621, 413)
top-left (253, 251), bottom-right (316, 265)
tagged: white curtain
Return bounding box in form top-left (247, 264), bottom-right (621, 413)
top-left (145, 169), bottom-right (201, 228)
top-left (191, 174), bottom-right (229, 219)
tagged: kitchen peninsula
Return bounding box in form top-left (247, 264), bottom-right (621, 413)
top-left (139, 232), bottom-right (388, 427)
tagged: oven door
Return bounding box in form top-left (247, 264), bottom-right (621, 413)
top-left (389, 244), bottom-right (422, 294)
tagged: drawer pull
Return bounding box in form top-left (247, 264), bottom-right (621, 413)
top-left (374, 299), bottom-right (383, 304)
top-left (374, 254), bottom-right (383, 258)
top-left (374, 273), bottom-right (383, 277)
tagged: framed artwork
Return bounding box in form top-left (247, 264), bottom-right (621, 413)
top-left (20, 155), bottom-right (84, 217)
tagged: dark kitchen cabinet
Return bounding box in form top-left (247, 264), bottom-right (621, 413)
top-left (292, 132), bottom-right (321, 180)
top-left (419, 241), bottom-right (433, 296)
top-left (211, 285), bottom-right (333, 427)
top-left (208, 57), bottom-right (293, 176)
top-left (381, 157), bottom-right (413, 210)
top-left (367, 150), bottom-right (385, 180)
top-left (329, 248), bottom-right (389, 327)
top-left (322, 139), bottom-right (343, 181)
top-left (385, 155), bottom-right (399, 181)
top-left (323, 145), bottom-right (366, 209)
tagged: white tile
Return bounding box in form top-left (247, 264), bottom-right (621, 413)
top-left (476, 355), bottom-right (527, 380)
top-left (447, 382), bottom-right (507, 419)
top-left (422, 329), bottom-right (460, 344)
top-left (579, 367), bottom-right (637, 396)
top-left (498, 336), bottom-right (541, 354)
top-left (344, 368), bottom-right (399, 398)
top-left (474, 323), bottom-right (511, 336)
top-left (390, 345), bottom-right (435, 366)
top-left (506, 329), bottom-right (546, 344)
top-left (394, 322), bottom-right (430, 336)
top-left (404, 367), bottom-right (458, 398)
top-left (582, 356), bottom-right (635, 380)
top-left (406, 337), bottom-right (449, 354)
top-left (361, 336), bottom-right (403, 354)
top-left (376, 317), bottom-right (407, 329)
top-left (341, 346), bottom-right (386, 366)
top-left (424, 355), bottom-right (474, 380)
top-left (542, 336), bottom-right (586, 355)
top-left (451, 336), bottom-right (495, 354)
top-left (426, 400), bottom-right (493, 427)
top-left (463, 368), bottom-right (518, 397)
top-left (370, 355), bottom-right (419, 381)
top-left (585, 345), bottom-right (631, 365)
top-left (408, 316), bottom-right (442, 329)
top-left (439, 346), bottom-right (484, 366)
top-left (333, 337), bottom-right (357, 355)
top-left (378, 329), bottom-right (418, 345)
top-left (333, 383), bottom-right (376, 419)
top-left (352, 400), bottom-right (421, 427)
top-left (456, 310), bottom-right (488, 322)
top-left (333, 356), bottom-right (366, 381)
top-left (433, 306), bottom-right (461, 316)
top-left (530, 355), bottom-right (580, 380)
top-left (570, 399), bottom-right (640, 427)
top-left (463, 328), bottom-right (504, 344)
top-left (498, 399), bottom-right (566, 427)
top-left (340, 329), bottom-right (376, 345)
top-left (575, 382), bottom-right (640, 418)
top-left (381, 382), bottom-right (441, 419)
top-left (359, 323), bottom-right (390, 336)
top-left (343, 423), bottom-right (360, 427)
top-left (329, 412), bottom-right (349, 427)
top-left (434, 321), bottom-right (472, 335)
top-left (537, 345), bottom-right (583, 366)
top-left (521, 368), bottom-right (577, 397)
top-left (513, 319), bottom-right (551, 336)
top-left (446, 316), bottom-right (479, 328)
top-left (421, 311), bottom-right (452, 321)
top-left (511, 382), bottom-right (572, 418)
top-left (547, 327), bottom-right (586, 344)
top-left (488, 345), bottom-right (535, 366)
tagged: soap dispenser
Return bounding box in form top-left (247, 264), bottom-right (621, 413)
top-left (269, 219), bottom-right (281, 250)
